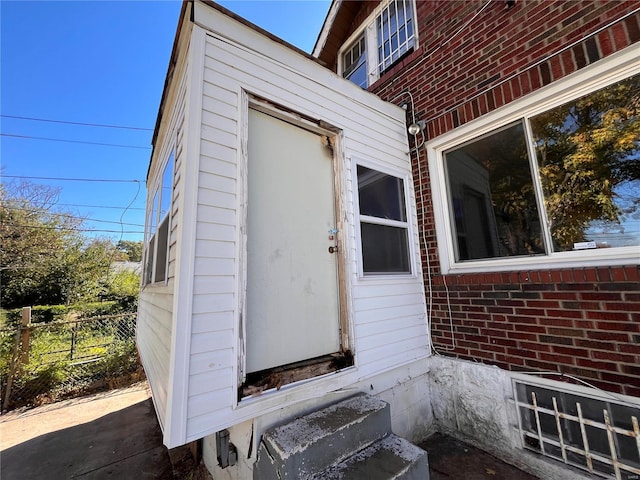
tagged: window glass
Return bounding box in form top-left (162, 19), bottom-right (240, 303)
top-left (159, 152), bottom-right (174, 221)
top-left (150, 189), bottom-right (159, 235)
top-left (530, 73), bottom-right (640, 252)
top-left (343, 36), bottom-right (367, 88)
top-left (361, 223), bottom-right (410, 273)
top-left (441, 71), bottom-right (640, 268)
top-left (444, 123), bottom-right (545, 261)
top-left (377, 0), bottom-right (414, 72)
top-left (357, 165), bottom-right (411, 275)
top-left (357, 165), bottom-right (407, 221)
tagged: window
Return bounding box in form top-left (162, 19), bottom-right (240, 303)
top-left (429, 61), bottom-right (640, 273)
top-left (343, 35), bottom-right (367, 88)
top-left (144, 151), bottom-right (174, 285)
top-left (513, 378), bottom-right (640, 479)
top-left (340, 0), bottom-right (416, 88)
top-left (357, 165), bottom-right (411, 275)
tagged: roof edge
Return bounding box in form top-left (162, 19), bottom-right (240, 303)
top-left (312, 0), bottom-right (341, 58)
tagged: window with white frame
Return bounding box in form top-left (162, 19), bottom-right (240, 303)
top-left (340, 0), bottom-right (416, 88)
top-left (357, 165), bottom-right (411, 275)
top-left (429, 60), bottom-right (640, 273)
top-left (144, 151), bottom-right (174, 285)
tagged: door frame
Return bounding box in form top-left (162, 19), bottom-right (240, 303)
top-left (236, 91), bottom-right (352, 401)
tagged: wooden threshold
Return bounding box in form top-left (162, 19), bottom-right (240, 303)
top-left (239, 350), bottom-right (353, 399)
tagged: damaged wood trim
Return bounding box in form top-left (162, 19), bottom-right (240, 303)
top-left (238, 351), bottom-right (354, 400)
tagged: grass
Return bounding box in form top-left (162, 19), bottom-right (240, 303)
top-left (0, 313), bottom-right (140, 410)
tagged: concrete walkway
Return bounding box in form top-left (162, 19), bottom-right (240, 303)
top-left (0, 382), bottom-right (172, 479)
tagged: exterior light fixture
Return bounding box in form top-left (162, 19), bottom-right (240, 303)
top-left (408, 120), bottom-right (425, 135)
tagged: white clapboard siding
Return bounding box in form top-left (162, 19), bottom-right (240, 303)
top-left (171, 4), bottom-right (430, 443)
top-left (137, 44), bottom-right (190, 433)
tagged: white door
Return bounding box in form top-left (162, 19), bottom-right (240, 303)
top-left (245, 108), bottom-right (341, 374)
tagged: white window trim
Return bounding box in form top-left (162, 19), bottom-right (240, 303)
top-left (426, 45), bottom-right (640, 275)
top-left (338, 0), bottom-right (418, 88)
top-left (353, 157), bottom-right (417, 279)
top-left (144, 149), bottom-right (174, 286)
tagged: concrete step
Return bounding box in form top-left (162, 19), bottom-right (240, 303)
top-left (253, 393), bottom-right (391, 479)
top-left (310, 434), bottom-right (429, 480)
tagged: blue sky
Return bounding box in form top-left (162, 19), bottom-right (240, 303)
top-left (1, 0), bottom-right (331, 243)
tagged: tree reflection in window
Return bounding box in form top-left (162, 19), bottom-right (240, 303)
top-left (531, 73), bottom-right (640, 251)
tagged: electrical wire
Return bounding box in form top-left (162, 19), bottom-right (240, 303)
top-left (0, 114), bottom-right (152, 131)
top-left (1, 223), bottom-right (143, 234)
top-left (0, 133), bottom-right (151, 150)
top-left (53, 202), bottom-right (145, 211)
top-left (2, 206), bottom-right (144, 227)
top-left (2, 174), bottom-right (143, 184)
top-left (389, 90), bottom-right (456, 356)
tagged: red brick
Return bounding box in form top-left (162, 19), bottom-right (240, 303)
top-left (596, 321), bottom-right (639, 332)
top-left (587, 311), bottom-right (630, 322)
top-left (591, 351), bottom-right (637, 364)
top-left (575, 358), bottom-right (618, 371)
top-left (604, 302), bottom-right (640, 312)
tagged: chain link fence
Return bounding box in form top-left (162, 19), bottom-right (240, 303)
top-left (0, 308), bottom-right (144, 412)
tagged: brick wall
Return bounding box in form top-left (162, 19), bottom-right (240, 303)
top-left (366, 0), bottom-right (640, 395)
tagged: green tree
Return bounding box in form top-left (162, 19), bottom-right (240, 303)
top-left (116, 240), bottom-right (143, 262)
top-left (0, 181), bottom-right (126, 308)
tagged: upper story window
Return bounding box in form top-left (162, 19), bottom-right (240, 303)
top-left (144, 151), bottom-right (174, 285)
top-left (340, 0), bottom-right (417, 88)
top-left (428, 54), bottom-right (640, 274)
top-left (343, 35), bottom-right (367, 88)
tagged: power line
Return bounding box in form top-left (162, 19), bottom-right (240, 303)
top-left (0, 133), bottom-right (151, 150)
top-left (2, 223), bottom-right (144, 234)
top-left (1, 114), bottom-right (153, 131)
top-left (3, 206), bottom-right (145, 227)
top-left (2, 174), bottom-right (143, 183)
top-left (54, 202), bottom-right (145, 211)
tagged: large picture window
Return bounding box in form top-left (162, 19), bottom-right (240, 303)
top-left (144, 151), bottom-right (174, 285)
top-left (431, 64), bottom-right (639, 272)
top-left (340, 0), bottom-right (416, 88)
top-left (357, 165), bottom-right (411, 275)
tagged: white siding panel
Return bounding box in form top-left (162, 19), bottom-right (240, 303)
top-left (195, 222), bottom-right (236, 243)
top-left (193, 240), bottom-right (235, 261)
top-left (199, 141), bottom-right (236, 164)
top-left (202, 95), bottom-right (237, 120)
top-left (194, 189), bottom-right (235, 210)
top-left (197, 168), bottom-right (236, 194)
top-left (192, 274), bottom-right (235, 295)
top-left (191, 329), bottom-right (235, 355)
top-left (190, 349), bottom-right (234, 375)
top-left (193, 257), bottom-right (235, 276)
top-left (192, 293), bottom-right (234, 314)
top-left (191, 311), bottom-right (235, 334)
top-left (188, 387), bottom-right (233, 419)
top-left (196, 204), bottom-right (236, 225)
top-left (189, 368), bottom-right (233, 396)
top-left (201, 124), bottom-right (236, 148)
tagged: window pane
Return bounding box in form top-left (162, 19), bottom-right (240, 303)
top-left (357, 165), bottom-right (406, 221)
top-left (343, 35), bottom-right (367, 87)
top-left (154, 217), bottom-right (170, 283)
top-left (530, 73), bottom-right (640, 252)
top-left (159, 152), bottom-right (174, 221)
top-left (361, 223), bottom-right (410, 274)
top-left (150, 189), bottom-right (159, 234)
top-left (445, 122), bottom-right (545, 261)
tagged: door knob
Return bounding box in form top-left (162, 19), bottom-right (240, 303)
top-left (328, 246), bottom-right (338, 254)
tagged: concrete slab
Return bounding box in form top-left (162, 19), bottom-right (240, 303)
top-left (419, 433), bottom-right (540, 480)
top-left (0, 383), bottom-right (172, 480)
